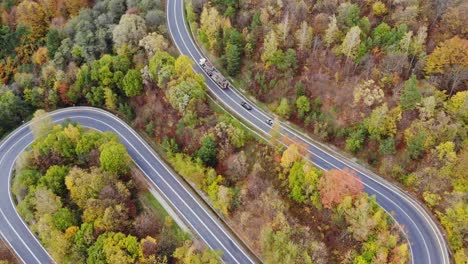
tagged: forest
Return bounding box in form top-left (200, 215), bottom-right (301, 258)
top-left (186, 0), bottom-right (467, 262)
top-left (12, 114), bottom-right (220, 263)
top-left (0, 0), bottom-right (465, 263)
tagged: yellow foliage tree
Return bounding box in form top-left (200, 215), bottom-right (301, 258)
top-left (425, 36), bottom-right (468, 75)
top-left (32, 47), bottom-right (49, 66)
top-left (16, 0), bottom-right (48, 40)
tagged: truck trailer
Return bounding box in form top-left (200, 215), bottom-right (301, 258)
top-left (199, 58), bottom-right (230, 89)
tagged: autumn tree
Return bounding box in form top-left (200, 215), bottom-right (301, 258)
top-left (318, 168), bottom-right (363, 209)
top-left (353, 80), bottom-right (384, 108)
top-left (364, 104), bottom-right (402, 141)
top-left (34, 187), bottom-right (62, 217)
top-left (372, 1), bottom-right (388, 16)
top-left (281, 143), bottom-right (304, 168)
top-left (337, 194), bottom-right (389, 242)
top-left (226, 151), bottom-right (247, 182)
top-left (112, 14), bottom-right (148, 51)
top-left (198, 6), bottom-right (230, 54)
top-left (32, 47), bottom-right (49, 66)
top-left (324, 15), bottom-right (341, 47)
top-left (16, 0), bottom-right (48, 40)
top-left (295, 21), bottom-right (314, 52)
top-left (174, 240), bottom-right (222, 264)
top-left (30, 110), bottom-right (54, 139)
top-left (261, 31), bottom-right (279, 63)
top-left (340, 26), bottom-right (362, 60)
top-left (138, 32), bottom-right (169, 58)
top-left (65, 167), bottom-right (117, 208)
top-left (64, 0), bottom-right (89, 17)
top-left (425, 36), bottom-right (468, 94)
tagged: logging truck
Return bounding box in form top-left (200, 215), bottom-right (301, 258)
top-left (199, 58), bottom-right (230, 89)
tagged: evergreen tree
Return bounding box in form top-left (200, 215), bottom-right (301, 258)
top-left (225, 43), bottom-right (241, 76)
top-left (400, 75), bottom-right (421, 110)
top-left (196, 136), bottom-right (218, 167)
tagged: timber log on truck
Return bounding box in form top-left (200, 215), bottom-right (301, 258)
top-left (199, 58), bottom-right (230, 89)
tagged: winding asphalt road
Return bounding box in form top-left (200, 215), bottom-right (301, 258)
top-left (0, 107), bottom-right (256, 264)
top-left (167, 0), bottom-right (451, 263)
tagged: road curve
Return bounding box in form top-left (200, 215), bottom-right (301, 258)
top-left (167, 0), bottom-right (451, 263)
top-left (0, 107), bottom-right (256, 264)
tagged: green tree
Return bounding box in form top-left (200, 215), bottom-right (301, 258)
top-left (149, 51), bottom-right (176, 87)
top-left (275, 98), bottom-right (292, 119)
top-left (73, 223), bottom-right (95, 255)
top-left (196, 136), bottom-right (218, 167)
top-left (46, 29), bottom-right (63, 58)
top-left (296, 96), bottom-right (311, 119)
top-left (364, 104), bottom-right (402, 141)
top-left (400, 75), bottom-right (422, 111)
top-left (53, 208), bottom-right (77, 231)
top-left (0, 25), bottom-right (27, 59)
top-left (379, 137), bottom-right (396, 155)
top-left (88, 232), bottom-right (141, 264)
top-left (100, 142), bottom-right (129, 175)
top-left (122, 69), bottom-right (143, 97)
top-left (39, 165), bottom-right (69, 196)
top-left (225, 43), bottom-right (241, 76)
top-left (346, 127), bottom-right (366, 153)
top-left (0, 90), bottom-right (30, 138)
top-left (287, 161), bottom-right (322, 207)
top-left (337, 2), bottom-right (360, 28)
top-left (12, 169), bottom-right (41, 202)
top-left (406, 129), bottom-right (427, 159)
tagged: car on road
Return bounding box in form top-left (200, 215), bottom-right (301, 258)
top-left (266, 119), bottom-right (273, 126)
top-left (241, 101), bottom-right (252, 110)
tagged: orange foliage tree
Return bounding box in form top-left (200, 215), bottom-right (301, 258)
top-left (64, 0), bottom-right (89, 17)
top-left (318, 168), bottom-right (363, 209)
top-left (32, 47), bottom-right (49, 66)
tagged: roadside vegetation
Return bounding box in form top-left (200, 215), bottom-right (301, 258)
top-left (12, 117), bottom-right (219, 263)
top-left (0, 239), bottom-right (18, 264)
top-left (186, 0), bottom-right (467, 262)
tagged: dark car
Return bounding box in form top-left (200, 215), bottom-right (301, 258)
top-left (241, 101), bottom-right (252, 110)
top-left (266, 119), bottom-right (273, 126)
